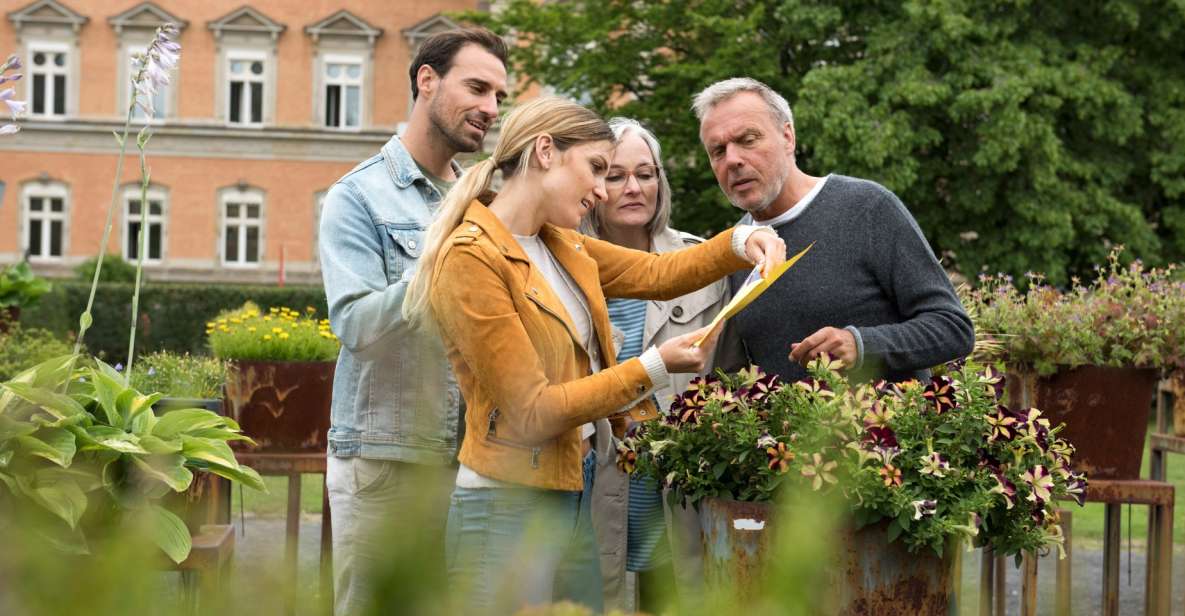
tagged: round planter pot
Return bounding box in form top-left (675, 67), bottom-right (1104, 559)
top-left (698, 498), bottom-right (954, 615)
top-left (223, 359), bottom-right (334, 454)
top-left (1009, 366), bottom-right (1159, 480)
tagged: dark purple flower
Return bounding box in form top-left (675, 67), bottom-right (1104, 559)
top-left (864, 425), bottom-right (899, 449)
top-left (923, 375), bottom-right (956, 414)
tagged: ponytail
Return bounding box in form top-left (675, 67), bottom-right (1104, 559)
top-left (403, 157), bottom-right (497, 329)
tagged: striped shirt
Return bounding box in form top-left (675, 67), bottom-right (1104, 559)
top-left (607, 297), bottom-right (671, 571)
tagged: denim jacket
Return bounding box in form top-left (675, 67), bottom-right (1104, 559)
top-left (319, 135), bottom-right (462, 465)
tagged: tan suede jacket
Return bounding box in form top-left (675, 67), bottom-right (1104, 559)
top-left (429, 201), bottom-right (748, 491)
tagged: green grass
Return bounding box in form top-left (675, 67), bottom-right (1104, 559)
top-left (1064, 426), bottom-right (1185, 546)
top-left (232, 474), bottom-right (326, 517)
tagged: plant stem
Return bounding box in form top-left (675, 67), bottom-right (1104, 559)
top-left (74, 89), bottom-right (138, 355)
top-left (127, 129), bottom-right (151, 372)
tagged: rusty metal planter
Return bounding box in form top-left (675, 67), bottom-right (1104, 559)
top-left (698, 498), bottom-right (954, 614)
top-left (1010, 366), bottom-right (1159, 480)
top-left (223, 360), bottom-right (334, 454)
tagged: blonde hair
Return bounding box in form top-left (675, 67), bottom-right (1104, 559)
top-left (403, 96), bottom-right (614, 328)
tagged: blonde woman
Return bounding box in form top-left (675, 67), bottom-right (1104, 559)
top-left (580, 117), bottom-right (723, 612)
top-left (403, 96), bottom-right (785, 613)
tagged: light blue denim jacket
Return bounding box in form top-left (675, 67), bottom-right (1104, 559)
top-left (319, 135), bottom-right (462, 465)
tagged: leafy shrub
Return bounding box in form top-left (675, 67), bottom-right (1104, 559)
top-left (128, 352), bottom-right (227, 400)
top-left (207, 302), bottom-right (339, 362)
top-left (22, 281), bottom-right (329, 362)
top-left (0, 262), bottom-right (51, 309)
top-left (74, 255), bottom-right (139, 284)
top-left (0, 324), bottom-right (75, 381)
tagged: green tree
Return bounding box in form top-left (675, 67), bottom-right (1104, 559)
top-left (470, 0), bottom-right (1185, 283)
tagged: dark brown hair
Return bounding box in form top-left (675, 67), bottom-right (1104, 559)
top-left (408, 27), bottom-right (508, 101)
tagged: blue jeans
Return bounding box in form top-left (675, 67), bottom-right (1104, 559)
top-left (446, 453), bottom-right (602, 614)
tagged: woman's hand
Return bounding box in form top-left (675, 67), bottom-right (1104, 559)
top-left (744, 228), bottom-right (787, 279)
top-left (658, 324), bottom-right (721, 373)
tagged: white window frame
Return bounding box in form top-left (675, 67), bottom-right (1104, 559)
top-left (321, 53), bottom-right (364, 130)
top-left (220, 188), bottom-right (265, 267)
top-left (126, 47), bottom-right (170, 123)
top-left (26, 42), bottom-right (71, 119)
top-left (123, 187), bottom-right (167, 264)
top-left (225, 50), bottom-right (268, 127)
top-left (22, 182), bottom-right (69, 261)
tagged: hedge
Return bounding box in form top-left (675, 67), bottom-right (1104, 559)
top-left (20, 281), bottom-right (329, 363)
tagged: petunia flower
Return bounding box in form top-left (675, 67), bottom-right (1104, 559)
top-left (756, 433), bottom-right (777, 450)
top-left (1063, 471), bottom-right (1088, 507)
top-left (615, 440), bottom-right (637, 473)
top-left (912, 499), bottom-right (937, 520)
top-left (1022, 465), bottom-right (1055, 503)
top-left (985, 406), bottom-right (1018, 441)
top-left (990, 469), bottom-right (1018, 509)
top-left (862, 400), bottom-right (893, 428)
top-left (800, 453), bottom-right (837, 490)
top-left (919, 451), bottom-right (950, 478)
top-left (766, 442), bottom-right (795, 474)
top-left (922, 375), bottom-right (956, 414)
top-left (878, 463), bottom-right (902, 487)
top-left (863, 425), bottom-right (899, 449)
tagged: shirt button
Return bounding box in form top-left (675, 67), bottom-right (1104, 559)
top-left (468, 225), bottom-right (478, 232)
top-left (408, 239), bottom-right (418, 249)
top-left (672, 306), bottom-right (683, 317)
top-left (640, 409), bottom-right (648, 416)
top-left (575, 244), bottom-right (582, 251)
top-left (636, 384), bottom-right (646, 394)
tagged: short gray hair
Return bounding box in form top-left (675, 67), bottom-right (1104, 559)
top-left (692, 77), bottom-right (794, 128)
top-left (581, 117), bottom-right (673, 238)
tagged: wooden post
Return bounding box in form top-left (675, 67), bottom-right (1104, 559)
top-left (1055, 510), bottom-right (1072, 616)
top-left (1102, 503), bottom-right (1120, 616)
top-left (1155, 499), bottom-right (1173, 616)
top-left (1021, 551), bottom-right (1038, 616)
top-left (285, 473), bottom-right (301, 616)
top-left (993, 555), bottom-right (1007, 616)
top-left (979, 548), bottom-right (994, 616)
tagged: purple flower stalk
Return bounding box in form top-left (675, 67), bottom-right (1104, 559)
top-left (1, 53), bottom-right (25, 135)
top-left (131, 24), bottom-right (180, 118)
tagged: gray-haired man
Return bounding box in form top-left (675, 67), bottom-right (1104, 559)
top-left (697, 77), bottom-right (974, 382)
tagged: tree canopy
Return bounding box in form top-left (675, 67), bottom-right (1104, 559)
top-left (469, 0), bottom-right (1185, 283)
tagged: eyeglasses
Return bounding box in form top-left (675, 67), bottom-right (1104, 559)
top-left (605, 165), bottom-right (659, 189)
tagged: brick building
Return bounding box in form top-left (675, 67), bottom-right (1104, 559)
top-left (0, 0), bottom-right (486, 284)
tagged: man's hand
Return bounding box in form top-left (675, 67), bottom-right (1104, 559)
top-left (789, 327), bottom-right (858, 368)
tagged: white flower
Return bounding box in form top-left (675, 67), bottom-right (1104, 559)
top-left (911, 499), bottom-right (937, 520)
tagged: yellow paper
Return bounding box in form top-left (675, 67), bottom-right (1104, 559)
top-left (693, 242), bottom-right (815, 347)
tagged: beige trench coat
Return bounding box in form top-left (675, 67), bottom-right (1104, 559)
top-left (590, 227), bottom-right (731, 610)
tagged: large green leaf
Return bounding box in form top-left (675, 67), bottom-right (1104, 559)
top-left (197, 461), bottom-right (266, 492)
top-left (0, 414), bottom-right (37, 440)
top-left (15, 473), bottom-right (88, 529)
top-left (78, 426), bottom-right (149, 455)
top-left (132, 454), bottom-right (193, 492)
top-left (87, 369), bottom-right (125, 427)
top-left (152, 409), bottom-right (229, 440)
top-left (150, 505), bottom-right (192, 564)
top-left (125, 392), bottom-right (163, 434)
top-left (1, 382), bottom-right (87, 421)
top-left (138, 434), bottom-right (183, 454)
top-left (180, 435), bottom-right (238, 469)
top-left (93, 360), bottom-right (128, 388)
top-left (16, 427), bottom-right (77, 467)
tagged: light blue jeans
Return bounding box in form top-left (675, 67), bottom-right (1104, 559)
top-left (446, 453), bottom-right (602, 614)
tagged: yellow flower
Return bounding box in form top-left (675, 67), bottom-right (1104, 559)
top-left (272, 327), bottom-right (283, 334)
top-left (279, 332), bottom-right (290, 340)
top-left (263, 334), bottom-right (273, 341)
top-left (218, 318), bottom-right (228, 325)
top-left (219, 325), bottom-right (230, 332)
top-left (230, 317), bottom-right (242, 324)
top-left (306, 306), bottom-right (317, 314)
top-left (206, 322), bottom-right (215, 328)
top-left (290, 323), bottom-right (299, 330)
top-left (263, 315), bottom-right (273, 322)
top-left (248, 326), bottom-right (257, 333)
top-left (269, 307), bottom-right (279, 314)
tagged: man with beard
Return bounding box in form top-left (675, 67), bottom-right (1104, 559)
top-left (695, 77), bottom-right (974, 383)
top-left (318, 28), bottom-right (508, 614)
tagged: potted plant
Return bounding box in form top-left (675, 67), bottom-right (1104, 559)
top-left (0, 262), bottom-right (51, 333)
top-left (617, 359), bottom-right (1084, 615)
top-left (207, 302), bottom-right (340, 453)
top-left (966, 248), bottom-right (1185, 478)
top-left (129, 352), bottom-right (232, 528)
top-left (0, 354), bottom-right (265, 563)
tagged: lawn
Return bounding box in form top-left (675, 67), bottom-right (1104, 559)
top-left (232, 473), bottom-right (326, 517)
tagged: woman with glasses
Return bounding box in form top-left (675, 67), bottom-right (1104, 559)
top-left (580, 117), bottom-right (728, 613)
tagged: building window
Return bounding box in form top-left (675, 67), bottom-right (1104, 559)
top-left (323, 56), bottom-right (362, 128)
top-left (28, 45), bottom-right (69, 117)
top-left (222, 190), bottom-right (263, 266)
top-left (227, 52), bottom-right (266, 125)
top-left (124, 189), bottom-right (165, 262)
top-left (24, 185), bottom-right (68, 259)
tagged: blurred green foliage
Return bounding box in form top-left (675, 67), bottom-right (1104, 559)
top-left (129, 352), bottom-right (228, 400)
top-left (75, 254), bottom-right (140, 284)
top-left (0, 324), bottom-right (75, 381)
top-left (0, 262), bottom-right (51, 309)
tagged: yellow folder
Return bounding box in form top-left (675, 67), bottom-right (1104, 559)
top-left (693, 241), bottom-right (814, 347)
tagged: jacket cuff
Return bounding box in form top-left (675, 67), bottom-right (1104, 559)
top-left (731, 225), bottom-right (775, 262)
top-left (639, 346), bottom-right (671, 392)
top-left (844, 325), bottom-right (865, 370)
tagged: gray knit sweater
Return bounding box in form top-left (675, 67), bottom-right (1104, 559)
top-left (718, 175), bottom-right (975, 383)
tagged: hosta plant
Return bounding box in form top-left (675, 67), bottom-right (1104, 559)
top-left (0, 355), bottom-right (265, 563)
top-left (0, 262), bottom-right (51, 310)
top-left (965, 247), bottom-right (1185, 375)
top-left (617, 358), bottom-right (1085, 558)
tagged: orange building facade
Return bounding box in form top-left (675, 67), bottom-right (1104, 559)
top-left (0, 0), bottom-right (486, 283)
